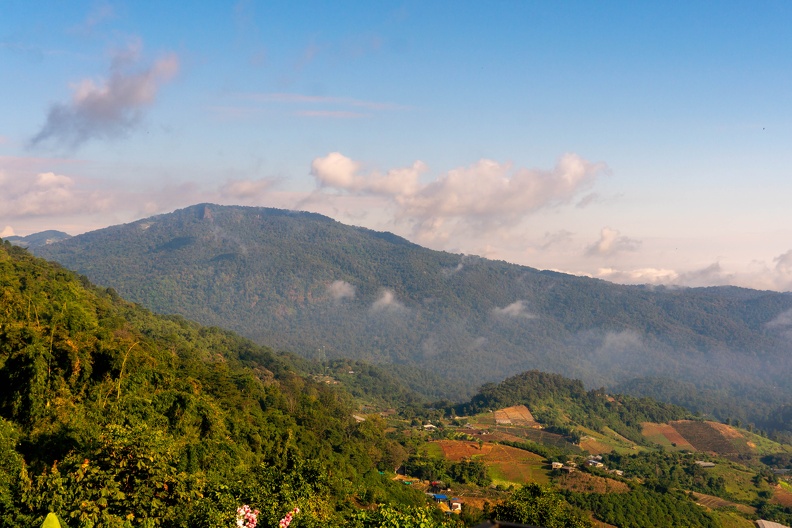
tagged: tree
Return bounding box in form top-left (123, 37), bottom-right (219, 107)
top-left (490, 483), bottom-right (592, 528)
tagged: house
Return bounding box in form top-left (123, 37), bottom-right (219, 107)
top-left (551, 462), bottom-right (564, 470)
top-left (433, 494), bottom-right (449, 502)
top-left (695, 461), bottom-right (716, 468)
top-left (586, 459), bottom-right (604, 468)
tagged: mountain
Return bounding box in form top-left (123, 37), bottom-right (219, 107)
top-left (30, 203), bottom-right (792, 426)
top-left (4, 229), bottom-right (71, 248)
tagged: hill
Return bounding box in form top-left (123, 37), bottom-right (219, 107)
top-left (5, 229), bottom-right (71, 248)
top-left (30, 203), bottom-right (792, 429)
top-left (0, 240), bottom-right (449, 526)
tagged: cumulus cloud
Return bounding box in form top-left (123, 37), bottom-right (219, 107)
top-left (492, 300), bottom-right (536, 319)
top-left (0, 226), bottom-right (14, 237)
top-left (30, 39), bottom-right (179, 149)
top-left (585, 227), bottom-right (641, 257)
top-left (310, 152), bottom-right (605, 244)
top-left (327, 280), bottom-right (356, 301)
top-left (370, 289), bottom-right (406, 313)
top-left (0, 170), bottom-right (113, 217)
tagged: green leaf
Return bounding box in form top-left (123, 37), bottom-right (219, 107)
top-left (41, 512), bottom-right (61, 528)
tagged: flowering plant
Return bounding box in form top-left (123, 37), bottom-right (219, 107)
top-left (278, 507), bottom-right (300, 528)
top-left (236, 505), bottom-right (259, 528)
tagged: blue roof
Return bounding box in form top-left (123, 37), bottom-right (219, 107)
top-left (434, 494), bottom-right (448, 500)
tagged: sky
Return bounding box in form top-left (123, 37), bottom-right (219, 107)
top-left (3, 1), bottom-right (792, 291)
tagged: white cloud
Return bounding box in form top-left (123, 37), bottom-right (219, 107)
top-left (310, 152), bottom-right (605, 245)
top-left (0, 170), bottom-right (113, 217)
top-left (370, 289), bottom-right (405, 313)
top-left (327, 280), bottom-right (355, 301)
top-left (30, 39), bottom-right (179, 149)
top-left (0, 226), bottom-right (14, 237)
top-left (492, 300), bottom-right (536, 319)
top-left (595, 267), bottom-right (679, 285)
top-left (585, 227), bottom-right (641, 257)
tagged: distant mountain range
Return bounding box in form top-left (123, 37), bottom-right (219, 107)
top-left (27, 203), bottom-right (792, 428)
top-left (5, 230), bottom-right (71, 248)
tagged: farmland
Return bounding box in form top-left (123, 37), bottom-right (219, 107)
top-left (432, 440), bottom-right (550, 486)
top-left (642, 422), bottom-right (696, 451)
top-left (672, 421), bottom-right (752, 457)
top-left (555, 471), bottom-right (630, 494)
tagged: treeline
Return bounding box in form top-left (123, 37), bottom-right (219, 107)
top-left (402, 455), bottom-right (491, 487)
top-left (458, 371), bottom-right (691, 443)
top-left (564, 488), bottom-right (719, 528)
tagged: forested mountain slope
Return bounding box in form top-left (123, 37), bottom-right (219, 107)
top-left (0, 240), bottom-right (440, 526)
top-left (31, 204), bottom-right (792, 424)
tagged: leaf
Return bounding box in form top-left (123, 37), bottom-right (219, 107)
top-left (41, 512), bottom-right (62, 528)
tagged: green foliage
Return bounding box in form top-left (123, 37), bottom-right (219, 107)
top-left (403, 455), bottom-right (491, 487)
top-left (32, 204), bottom-right (792, 434)
top-left (565, 488), bottom-right (719, 528)
top-left (0, 242), bottom-right (432, 526)
top-left (460, 370), bottom-right (690, 443)
top-left (490, 483), bottom-right (592, 528)
top-left (348, 504), bottom-right (461, 528)
top-left (601, 451), bottom-right (729, 498)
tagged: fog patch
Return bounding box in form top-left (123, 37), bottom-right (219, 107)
top-left (766, 309), bottom-right (792, 339)
top-left (327, 280), bottom-right (355, 301)
top-left (369, 289), bottom-right (406, 313)
top-left (492, 300), bottom-right (536, 319)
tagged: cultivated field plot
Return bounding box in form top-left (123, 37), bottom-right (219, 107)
top-left (691, 491), bottom-right (755, 515)
top-left (772, 482), bottom-right (792, 508)
top-left (555, 471), bottom-right (629, 494)
top-left (492, 425), bottom-right (580, 451)
top-left (642, 422), bottom-right (696, 451)
top-left (671, 420), bottom-right (751, 456)
top-left (579, 436), bottom-right (614, 455)
top-left (493, 405), bottom-right (538, 426)
top-left (433, 440), bottom-right (549, 485)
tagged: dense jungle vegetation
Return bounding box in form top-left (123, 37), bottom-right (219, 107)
top-left (33, 204), bottom-right (792, 436)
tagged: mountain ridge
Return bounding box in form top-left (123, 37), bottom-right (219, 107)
top-left (28, 203), bottom-right (792, 427)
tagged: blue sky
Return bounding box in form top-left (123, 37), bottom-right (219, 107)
top-left (3, 1), bottom-right (792, 290)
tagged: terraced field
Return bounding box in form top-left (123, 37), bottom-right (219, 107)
top-left (642, 422), bottom-right (696, 451)
top-left (691, 491), bottom-right (755, 515)
top-left (493, 405), bottom-right (538, 426)
top-left (672, 420), bottom-right (751, 457)
top-left (433, 440), bottom-right (549, 485)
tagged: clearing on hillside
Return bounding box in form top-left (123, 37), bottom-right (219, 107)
top-left (433, 440), bottom-right (549, 485)
top-left (772, 483), bottom-right (792, 508)
top-left (493, 405), bottom-right (538, 426)
top-left (691, 491), bottom-right (755, 515)
top-left (672, 421), bottom-right (752, 457)
top-left (555, 471), bottom-right (629, 494)
top-left (642, 422), bottom-right (696, 451)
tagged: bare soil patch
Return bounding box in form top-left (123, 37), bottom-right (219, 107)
top-left (495, 405), bottom-right (538, 426)
top-left (436, 440), bottom-right (488, 461)
top-left (672, 421), bottom-right (748, 456)
top-left (771, 484), bottom-right (792, 508)
top-left (708, 421), bottom-right (745, 440)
